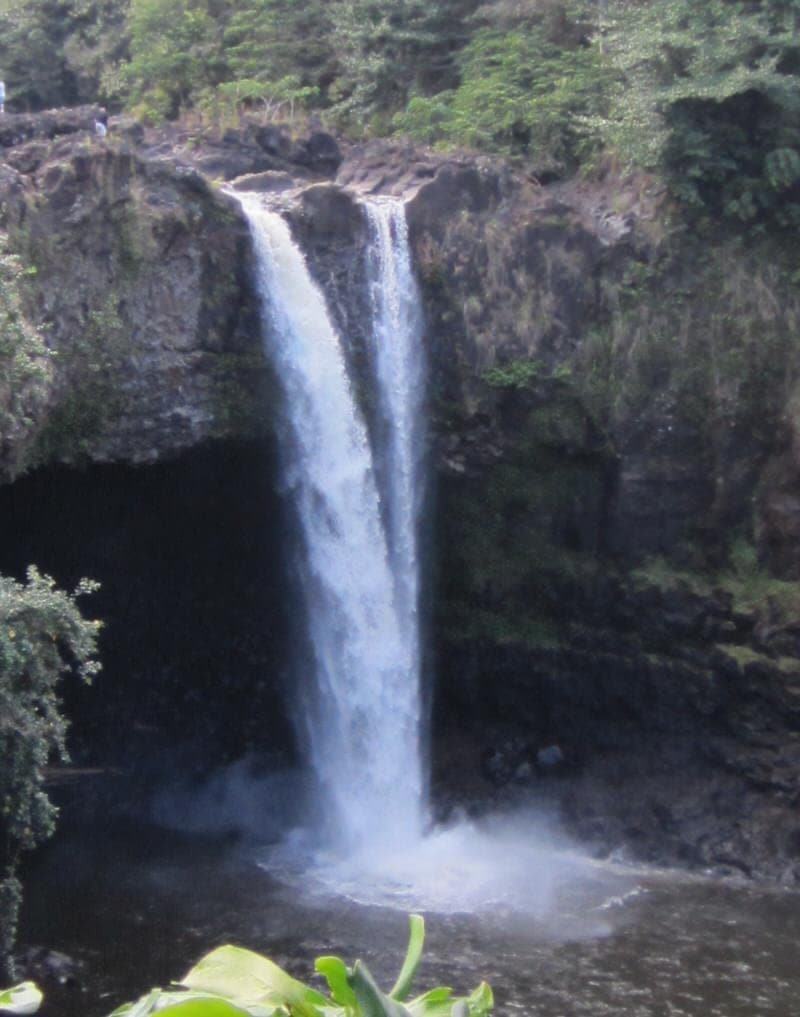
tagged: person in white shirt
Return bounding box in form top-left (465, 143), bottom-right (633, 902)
top-left (0, 81), bottom-right (6, 114)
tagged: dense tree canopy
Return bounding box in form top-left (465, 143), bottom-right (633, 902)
top-left (0, 0), bottom-right (799, 226)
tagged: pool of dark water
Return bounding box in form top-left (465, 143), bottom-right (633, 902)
top-left (17, 819), bottom-right (800, 1017)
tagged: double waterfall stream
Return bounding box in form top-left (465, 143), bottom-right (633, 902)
top-left (237, 193), bottom-right (426, 855)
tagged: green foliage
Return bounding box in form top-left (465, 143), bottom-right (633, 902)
top-left (0, 569), bottom-right (100, 978)
top-left (331, 0), bottom-right (479, 129)
top-left (482, 359), bottom-right (543, 388)
top-left (0, 0), bottom-right (127, 111)
top-left (124, 0), bottom-right (221, 120)
top-left (595, 0), bottom-right (800, 229)
top-left (215, 0), bottom-right (333, 116)
top-left (0, 235), bottom-right (52, 476)
top-left (107, 915), bottom-right (493, 1017)
top-left (719, 538), bottom-right (800, 618)
top-left (33, 294), bottom-right (129, 464)
top-left (634, 539), bottom-right (800, 626)
top-left (395, 3), bottom-right (610, 171)
top-left (0, 981), bottom-right (42, 1014)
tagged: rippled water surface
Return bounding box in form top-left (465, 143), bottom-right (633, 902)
top-left (19, 820), bottom-right (800, 1017)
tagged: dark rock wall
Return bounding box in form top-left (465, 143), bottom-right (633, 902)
top-left (0, 440), bottom-right (295, 789)
top-left (397, 151), bottom-right (800, 882)
top-left (0, 137), bottom-right (270, 478)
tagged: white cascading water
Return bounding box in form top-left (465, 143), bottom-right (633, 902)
top-left (236, 192), bottom-right (424, 855)
top-left (235, 189), bottom-right (610, 919)
top-left (363, 198), bottom-right (428, 841)
top-left (364, 200), bottom-right (426, 673)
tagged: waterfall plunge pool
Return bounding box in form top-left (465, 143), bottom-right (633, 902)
top-left (18, 814), bottom-right (800, 1017)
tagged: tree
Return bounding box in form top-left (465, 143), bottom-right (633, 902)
top-left (394, 0), bottom-right (610, 173)
top-left (124, 0), bottom-right (221, 119)
top-left (0, 568), bottom-right (100, 979)
top-left (220, 0), bottom-right (336, 105)
top-left (595, 0), bottom-right (800, 227)
top-left (330, 0), bottom-right (480, 128)
top-left (0, 0), bottom-right (78, 111)
top-left (0, 0), bottom-right (127, 111)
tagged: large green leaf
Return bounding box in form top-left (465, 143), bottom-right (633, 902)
top-left (348, 961), bottom-right (411, 1017)
top-left (0, 983), bottom-right (42, 1015)
top-left (406, 988), bottom-right (454, 1017)
top-left (388, 915), bottom-right (424, 1002)
top-left (108, 989), bottom-right (277, 1017)
top-left (465, 982), bottom-right (493, 1016)
top-left (407, 981), bottom-right (493, 1017)
top-left (181, 946), bottom-right (329, 1017)
top-left (149, 997), bottom-right (257, 1016)
top-left (314, 957), bottom-right (356, 1010)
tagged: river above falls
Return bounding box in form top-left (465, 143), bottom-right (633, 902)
top-left (18, 817), bottom-right (800, 1017)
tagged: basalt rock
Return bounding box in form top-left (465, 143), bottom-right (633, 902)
top-left (0, 127), bottom-right (266, 479)
top-left (0, 106), bottom-right (104, 149)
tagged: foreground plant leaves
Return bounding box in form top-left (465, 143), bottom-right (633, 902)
top-left (181, 946), bottom-right (329, 1017)
top-left (105, 913), bottom-right (493, 1017)
top-left (349, 961), bottom-right (411, 1017)
top-left (0, 983), bottom-right (43, 1015)
top-left (388, 915), bottom-right (424, 1002)
top-left (108, 989), bottom-right (265, 1017)
top-left (405, 981), bottom-right (494, 1017)
top-left (313, 957), bottom-right (356, 1009)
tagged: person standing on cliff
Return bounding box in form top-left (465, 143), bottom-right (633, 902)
top-left (0, 81), bottom-right (6, 114)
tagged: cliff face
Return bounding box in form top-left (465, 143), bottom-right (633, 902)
top-left (397, 153), bottom-right (800, 883)
top-left (2, 111), bottom-right (800, 883)
top-left (0, 126), bottom-right (264, 478)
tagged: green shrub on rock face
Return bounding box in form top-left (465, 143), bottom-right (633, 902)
top-left (0, 568), bottom-right (101, 979)
top-left (107, 915), bottom-right (493, 1017)
top-left (0, 236), bottom-right (53, 478)
top-left (482, 359), bottom-right (543, 389)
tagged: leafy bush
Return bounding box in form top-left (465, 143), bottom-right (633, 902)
top-left (0, 569), bottom-right (101, 979)
top-left (124, 0), bottom-right (220, 120)
top-left (0, 0), bottom-right (127, 112)
top-left (483, 359), bottom-right (543, 388)
top-left (595, 0), bottom-right (800, 229)
top-left (107, 914), bottom-right (493, 1017)
top-left (394, 2), bottom-right (609, 172)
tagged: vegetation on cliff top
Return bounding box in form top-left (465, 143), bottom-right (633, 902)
top-left (1, 1), bottom-right (799, 231)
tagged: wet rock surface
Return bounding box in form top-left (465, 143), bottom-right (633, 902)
top-left (432, 569), bottom-right (800, 885)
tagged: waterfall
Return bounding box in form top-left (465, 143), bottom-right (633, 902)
top-left (236, 192), bottom-right (425, 855)
top-left (364, 200), bottom-right (426, 675)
